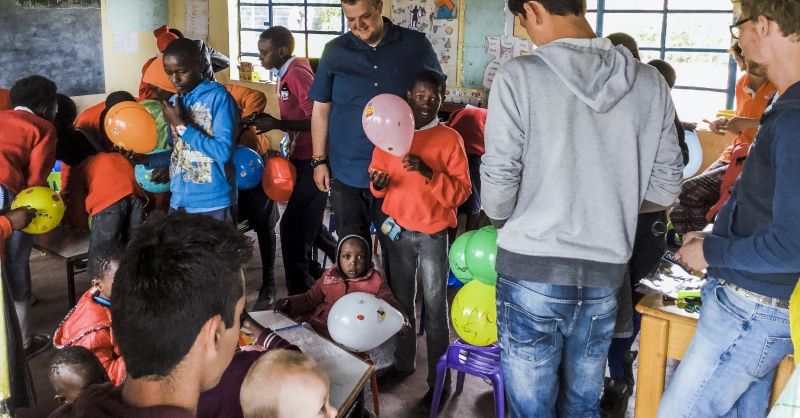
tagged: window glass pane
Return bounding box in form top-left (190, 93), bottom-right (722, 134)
top-left (666, 51), bottom-right (730, 90)
top-left (602, 13), bottom-right (662, 48)
top-left (586, 12), bottom-right (597, 32)
top-left (671, 89), bottom-right (728, 122)
top-left (307, 33), bottom-right (338, 58)
top-left (604, 0), bottom-right (662, 10)
top-left (668, 0), bottom-right (732, 10)
top-left (307, 7), bottom-right (342, 32)
top-left (240, 30), bottom-right (262, 55)
top-left (240, 5), bottom-right (268, 29)
top-left (273, 6), bottom-right (307, 31)
top-left (586, 0), bottom-right (598, 11)
top-left (314, 0), bottom-right (342, 4)
top-left (242, 55), bottom-right (271, 81)
top-left (240, 0), bottom-right (269, 4)
top-left (666, 13), bottom-right (732, 49)
top-left (292, 32), bottom-right (308, 57)
top-left (640, 50), bottom-right (661, 63)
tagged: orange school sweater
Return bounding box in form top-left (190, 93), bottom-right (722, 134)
top-left (369, 123), bottom-right (471, 234)
top-left (0, 216), bottom-right (11, 259)
top-left (0, 109), bottom-right (57, 194)
top-left (720, 75), bottom-right (776, 163)
top-left (64, 152), bottom-right (144, 229)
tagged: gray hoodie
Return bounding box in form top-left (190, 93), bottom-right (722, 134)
top-left (481, 38), bottom-right (683, 289)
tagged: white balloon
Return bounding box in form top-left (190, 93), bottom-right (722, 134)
top-left (683, 130), bottom-right (703, 179)
top-left (327, 292), bottom-right (404, 352)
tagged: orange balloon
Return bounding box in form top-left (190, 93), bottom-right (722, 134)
top-left (103, 101), bottom-right (157, 153)
top-left (262, 155), bottom-right (296, 201)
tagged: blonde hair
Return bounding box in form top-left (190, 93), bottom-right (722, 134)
top-left (734, 0), bottom-right (800, 39)
top-left (240, 350), bottom-right (329, 418)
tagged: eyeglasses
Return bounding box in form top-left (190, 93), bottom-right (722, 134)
top-left (729, 17), bottom-right (752, 39)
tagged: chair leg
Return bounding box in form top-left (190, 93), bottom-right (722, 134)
top-left (429, 357), bottom-right (449, 418)
top-left (370, 371), bottom-right (380, 415)
top-left (455, 371), bottom-right (466, 396)
top-left (490, 374), bottom-right (505, 418)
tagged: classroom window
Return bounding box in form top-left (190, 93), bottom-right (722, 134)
top-left (587, 0), bottom-right (736, 122)
top-left (238, 1), bottom-right (345, 80)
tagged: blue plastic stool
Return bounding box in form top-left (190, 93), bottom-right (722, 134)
top-left (429, 339), bottom-right (505, 417)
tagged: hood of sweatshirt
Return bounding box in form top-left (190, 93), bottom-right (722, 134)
top-left (534, 38), bottom-right (638, 113)
top-left (335, 232), bottom-right (374, 281)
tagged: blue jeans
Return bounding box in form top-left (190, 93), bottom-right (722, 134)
top-left (658, 277), bottom-right (792, 418)
top-left (496, 277), bottom-right (618, 418)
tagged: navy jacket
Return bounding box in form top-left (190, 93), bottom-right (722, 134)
top-left (704, 81), bottom-right (800, 299)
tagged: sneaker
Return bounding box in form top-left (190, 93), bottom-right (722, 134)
top-left (25, 334), bottom-right (52, 359)
top-left (252, 287), bottom-right (276, 311)
top-left (376, 365), bottom-right (414, 385)
top-left (419, 386), bottom-right (451, 414)
top-left (600, 378), bottom-right (630, 418)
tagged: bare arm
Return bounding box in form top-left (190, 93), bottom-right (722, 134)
top-left (311, 101), bottom-right (332, 192)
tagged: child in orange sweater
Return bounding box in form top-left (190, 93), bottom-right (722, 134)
top-left (369, 70), bottom-right (471, 406)
top-left (53, 243), bottom-right (126, 385)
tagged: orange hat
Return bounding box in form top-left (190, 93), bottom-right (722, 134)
top-left (142, 56), bottom-right (177, 94)
top-left (153, 25), bottom-right (179, 52)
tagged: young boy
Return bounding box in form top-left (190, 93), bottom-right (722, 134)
top-left (275, 229), bottom-right (405, 340)
top-left (252, 26), bottom-right (327, 301)
top-left (369, 70), bottom-right (471, 410)
top-left (53, 243), bottom-right (126, 385)
top-left (143, 38), bottom-right (240, 223)
top-left (0, 74), bottom-right (59, 358)
top-left (49, 346), bottom-right (109, 405)
top-left (49, 211), bottom-right (253, 417)
top-left (446, 105), bottom-right (488, 234)
top-left (240, 349), bottom-right (337, 418)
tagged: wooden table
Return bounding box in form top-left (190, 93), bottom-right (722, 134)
top-left (250, 311), bottom-right (373, 417)
top-left (32, 226), bottom-right (90, 308)
top-left (634, 293), bottom-right (795, 417)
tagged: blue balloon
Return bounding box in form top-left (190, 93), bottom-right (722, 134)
top-left (53, 160), bottom-right (62, 173)
top-left (447, 272), bottom-right (464, 289)
top-left (234, 146), bottom-right (265, 190)
top-left (135, 164), bottom-right (170, 193)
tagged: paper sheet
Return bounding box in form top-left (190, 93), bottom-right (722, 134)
top-left (185, 0), bottom-right (209, 41)
top-left (112, 32), bottom-right (139, 54)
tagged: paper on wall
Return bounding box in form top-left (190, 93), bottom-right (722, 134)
top-left (482, 35), bottom-right (532, 89)
top-left (391, 0), bottom-right (459, 86)
top-left (113, 32), bottom-right (139, 54)
top-left (185, 0), bottom-right (209, 42)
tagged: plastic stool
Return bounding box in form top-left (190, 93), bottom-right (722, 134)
top-left (429, 339), bottom-right (504, 418)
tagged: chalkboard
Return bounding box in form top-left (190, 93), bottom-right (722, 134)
top-left (0, 0), bottom-right (105, 96)
top-left (460, 0), bottom-right (506, 88)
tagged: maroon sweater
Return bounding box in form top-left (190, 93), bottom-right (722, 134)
top-left (48, 383), bottom-right (195, 418)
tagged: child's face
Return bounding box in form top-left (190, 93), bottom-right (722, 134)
top-left (278, 373), bottom-right (337, 418)
top-left (150, 84), bottom-right (174, 102)
top-left (339, 239), bottom-right (368, 279)
top-left (163, 55), bottom-right (203, 95)
top-left (50, 365), bottom-right (86, 405)
top-left (407, 81), bottom-right (442, 129)
top-left (257, 38), bottom-right (286, 71)
top-left (92, 260), bottom-right (118, 300)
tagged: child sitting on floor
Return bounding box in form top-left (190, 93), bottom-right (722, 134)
top-left (240, 349), bottom-right (336, 418)
top-left (49, 345), bottom-right (109, 405)
top-left (53, 243), bottom-right (126, 385)
top-left (275, 229), bottom-right (406, 340)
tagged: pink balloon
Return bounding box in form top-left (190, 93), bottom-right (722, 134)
top-left (362, 94), bottom-right (415, 157)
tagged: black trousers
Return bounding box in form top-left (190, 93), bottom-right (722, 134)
top-left (238, 186), bottom-right (279, 292)
top-left (329, 179), bottom-right (392, 283)
top-left (89, 195), bottom-right (145, 277)
top-left (279, 159), bottom-right (328, 295)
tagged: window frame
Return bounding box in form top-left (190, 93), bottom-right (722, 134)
top-left (589, 0), bottom-right (737, 109)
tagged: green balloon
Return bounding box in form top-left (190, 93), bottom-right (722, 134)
top-left (140, 100), bottom-right (169, 150)
top-left (449, 231), bottom-right (475, 283)
top-left (465, 226), bottom-right (498, 286)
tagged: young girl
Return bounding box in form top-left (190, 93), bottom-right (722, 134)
top-left (240, 349), bottom-right (336, 418)
top-left (49, 345), bottom-right (109, 405)
top-left (53, 243), bottom-right (126, 385)
top-left (275, 229), bottom-right (406, 340)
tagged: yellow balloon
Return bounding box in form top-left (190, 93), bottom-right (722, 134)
top-left (11, 187), bottom-right (65, 234)
top-left (451, 280), bottom-right (498, 346)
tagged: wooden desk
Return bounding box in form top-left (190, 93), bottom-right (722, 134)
top-left (250, 311), bottom-right (373, 417)
top-left (634, 294), bottom-right (795, 417)
top-left (32, 226), bottom-right (90, 308)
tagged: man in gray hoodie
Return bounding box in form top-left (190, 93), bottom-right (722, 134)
top-left (481, 0), bottom-right (683, 416)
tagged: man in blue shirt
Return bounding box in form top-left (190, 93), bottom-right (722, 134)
top-left (661, 1), bottom-right (800, 416)
top-left (308, 0), bottom-right (442, 270)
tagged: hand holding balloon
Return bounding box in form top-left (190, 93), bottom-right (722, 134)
top-left (274, 298), bottom-right (291, 314)
top-left (251, 113), bottom-right (281, 134)
top-left (2, 207), bottom-right (37, 231)
top-left (370, 169), bottom-right (390, 190)
top-left (150, 167), bottom-right (170, 184)
top-left (402, 154), bottom-right (432, 180)
top-left (161, 99), bottom-right (186, 127)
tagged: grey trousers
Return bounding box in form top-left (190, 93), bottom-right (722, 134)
top-left (387, 229), bottom-right (450, 389)
top-left (1, 185), bottom-right (33, 346)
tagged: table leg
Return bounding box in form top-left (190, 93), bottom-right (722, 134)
top-left (771, 355), bottom-right (796, 408)
top-left (634, 314), bottom-right (669, 418)
top-left (66, 260), bottom-right (76, 308)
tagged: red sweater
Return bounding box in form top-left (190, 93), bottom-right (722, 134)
top-left (285, 266), bottom-right (403, 339)
top-left (75, 102), bottom-right (108, 150)
top-left (369, 124), bottom-right (472, 234)
top-left (278, 58), bottom-right (315, 160)
top-left (64, 153), bottom-right (144, 230)
top-left (0, 216), bottom-right (11, 259)
top-left (53, 291), bottom-right (126, 385)
top-left (447, 106), bottom-right (487, 156)
top-left (0, 89), bottom-right (11, 111)
top-left (0, 109), bottom-right (57, 194)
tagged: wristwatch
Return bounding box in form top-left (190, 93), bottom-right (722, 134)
top-left (310, 156), bottom-right (329, 168)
